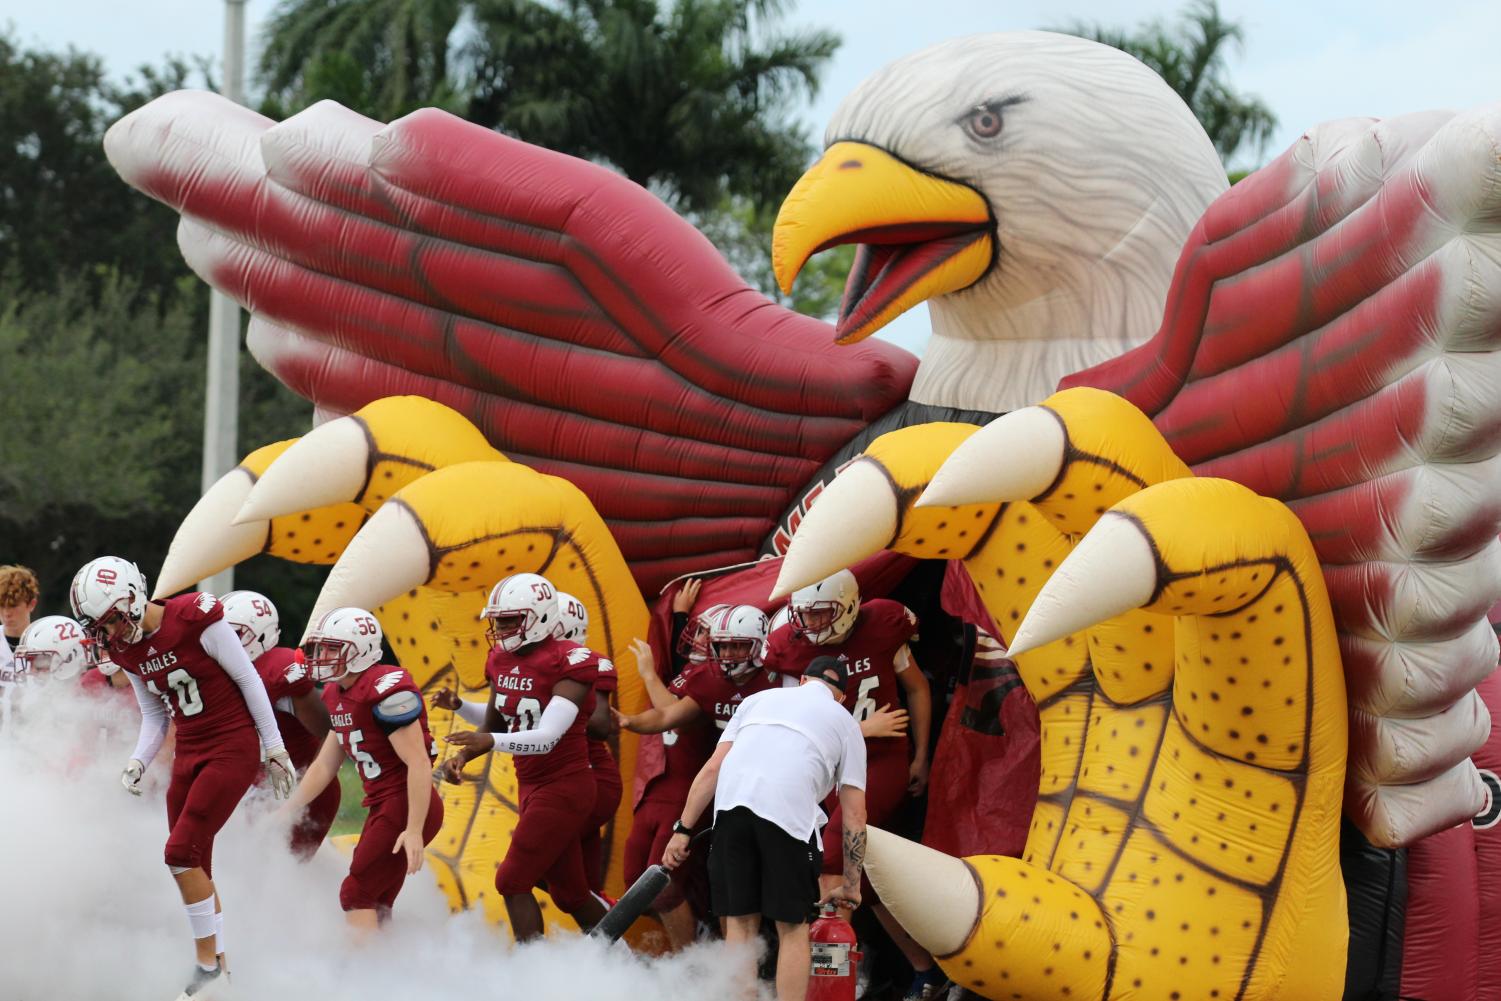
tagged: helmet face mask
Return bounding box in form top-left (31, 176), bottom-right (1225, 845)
top-left (704, 605), bottom-right (769, 682)
top-left (15, 616), bottom-right (90, 682)
top-left (302, 607), bottom-right (383, 683)
top-left (788, 569), bottom-right (860, 645)
top-left (69, 557), bottom-right (148, 650)
top-left (480, 574), bottom-right (558, 653)
top-left (678, 603), bottom-right (729, 663)
top-left (221, 590), bottom-right (281, 662)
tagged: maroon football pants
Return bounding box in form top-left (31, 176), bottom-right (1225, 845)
top-left (164, 736), bottom-right (260, 876)
top-left (495, 770), bottom-right (596, 912)
top-left (339, 786), bottom-right (445, 913)
top-left (582, 741), bottom-right (623, 893)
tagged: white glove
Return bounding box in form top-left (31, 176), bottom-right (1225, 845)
top-left (121, 759), bottom-right (145, 796)
top-left (265, 747), bottom-right (296, 800)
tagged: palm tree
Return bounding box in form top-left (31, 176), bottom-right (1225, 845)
top-left (256, 0), bottom-right (839, 214)
top-left (1052, 0), bottom-right (1277, 164)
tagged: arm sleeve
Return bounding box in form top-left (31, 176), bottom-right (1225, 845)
top-left (456, 698), bottom-right (488, 726)
top-left (488, 696), bottom-right (579, 756)
top-left (126, 673), bottom-right (170, 766)
top-left (200, 619), bottom-right (285, 755)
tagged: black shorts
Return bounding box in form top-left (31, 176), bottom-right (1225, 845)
top-left (708, 805), bottom-right (820, 924)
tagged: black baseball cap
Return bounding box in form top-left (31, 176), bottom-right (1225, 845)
top-left (804, 655), bottom-right (849, 691)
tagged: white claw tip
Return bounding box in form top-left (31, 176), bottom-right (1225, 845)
top-left (235, 416), bottom-right (370, 524)
top-left (1008, 513), bottom-right (1157, 656)
top-left (772, 460), bottom-right (898, 599)
top-left (916, 407), bottom-right (1065, 508)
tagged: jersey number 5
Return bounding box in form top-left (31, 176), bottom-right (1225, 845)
top-left (146, 669), bottom-right (204, 718)
top-left (337, 728), bottom-right (382, 780)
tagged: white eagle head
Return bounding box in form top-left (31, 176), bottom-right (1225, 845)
top-left (774, 31), bottom-right (1228, 411)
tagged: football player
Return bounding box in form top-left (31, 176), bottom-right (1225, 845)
top-left (763, 568), bottom-right (942, 1001)
top-left (281, 607), bottom-right (443, 931)
top-left (221, 590), bottom-right (338, 859)
top-left (615, 604), bottom-right (779, 946)
top-left (70, 556), bottom-right (294, 1000)
top-left (437, 572), bottom-right (609, 941)
top-left (553, 591), bottom-right (620, 896)
top-left (11, 615), bottom-right (90, 684)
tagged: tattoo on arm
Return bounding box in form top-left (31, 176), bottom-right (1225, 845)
top-left (843, 828), bottom-right (866, 889)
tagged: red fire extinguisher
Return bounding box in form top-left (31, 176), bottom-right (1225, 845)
top-left (808, 904), bottom-right (862, 1001)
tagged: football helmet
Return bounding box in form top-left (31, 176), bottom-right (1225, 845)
top-left (788, 568), bottom-right (860, 645)
top-left (481, 573), bottom-right (558, 652)
top-left (677, 603), bottom-right (729, 663)
top-left (704, 604), bottom-right (769, 682)
top-left (302, 607), bottom-right (383, 682)
top-left (13, 615), bottom-right (89, 681)
top-left (221, 590), bottom-right (281, 661)
top-left (554, 591), bottom-right (589, 643)
top-left (69, 556), bottom-right (149, 649)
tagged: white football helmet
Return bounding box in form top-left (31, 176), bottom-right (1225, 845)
top-left (554, 592), bottom-right (589, 643)
top-left (303, 607), bottom-right (383, 683)
top-left (221, 590), bottom-right (281, 661)
top-left (13, 616), bottom-right (89, 681)
top-left (481, 573), bottom-right (559, 652)
top-left (69, 556), bottom-right (149, 648)
top-left (788, 568), bottom-right (860, 645)
top-left (705, 604), bottom-right (769, 682)
top-left (677, 603), bottom-right (729, 663)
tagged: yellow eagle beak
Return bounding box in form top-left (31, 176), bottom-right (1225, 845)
top-left (772, 141), bottom-right (994, 343)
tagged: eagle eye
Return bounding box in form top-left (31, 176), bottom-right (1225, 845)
top-left (963, 104), bottom-right (1005, 140)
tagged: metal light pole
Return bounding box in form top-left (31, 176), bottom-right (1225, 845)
top-left (199, 0), bottom-right (249, 596)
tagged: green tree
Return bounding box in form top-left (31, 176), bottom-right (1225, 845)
top-left (0, 34), bottom-right (204, 299)
top-left (694, 196), bottom-right (851, 319)
top-left (1052, 0), bottom-right (1277, 164)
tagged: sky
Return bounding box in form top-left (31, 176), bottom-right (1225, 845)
top-left (9, 0), bottom-right (1501, 355)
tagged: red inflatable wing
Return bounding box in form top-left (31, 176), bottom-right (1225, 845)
top-left (103, 92), bottom-right (917, 593)
top-left (1068, 109), bottom-right (1501, 846)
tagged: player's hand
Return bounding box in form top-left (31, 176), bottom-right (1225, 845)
top-left (120, 758), bottom-right (145, 796)
top-left (435, 755), bottom-right (469, 785)
top-left (860, 704), bottom-right (908, 739)
top-left (908, 757), bottom-right (930, 798)
top-left (672, 578), bottom-right (703, 613)
top-left (392, 829), bottom-right (425, 875)
top-left (819, 881), bottom-right (861, 911)
top-left (430, 686), bottom-right (463, 712)
top-left (628, 638), bottom-right (656, 680)
top-left (662, 831), bottom-right (691, 870)
top-left (444, 731), bottom-right (495, 754)
top-left (611, 706), bottom-right (638, 733)
top-left (265, 748), bottom-right (297, 800)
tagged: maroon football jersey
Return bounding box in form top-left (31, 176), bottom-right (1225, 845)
top-left (323, 664), bottom-right (435, 806)
top-left (110, 594), bottom-right (256, 749)
top-left (486, 635), bottom-right (601, 785)
top-left (256, 647), bottom-right (321, 769)
top-left (675, 662), bottom-right (777, 732)
top-left (764, 598), bottom-right (918, 750)
top-left (255, 647), bottom-right (313, 703)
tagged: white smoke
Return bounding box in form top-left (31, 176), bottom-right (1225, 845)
top-left (0, 683), bottom-right (761, 1000)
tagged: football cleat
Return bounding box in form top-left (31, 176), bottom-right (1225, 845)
top-left (173, 963), bottom-right (223, 1000)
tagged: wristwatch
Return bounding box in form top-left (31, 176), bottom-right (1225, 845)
top-left (672, 820), bottom-right (693, 837)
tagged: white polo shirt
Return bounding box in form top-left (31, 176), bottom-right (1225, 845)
top-left (713, 680), bottom-right (867, 845)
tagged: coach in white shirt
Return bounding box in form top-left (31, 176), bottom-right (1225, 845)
top-left (663, 654), bottom-right (867, 1001)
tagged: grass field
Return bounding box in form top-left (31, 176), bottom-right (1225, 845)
top-left (330, 760), bottom-right (368, 837)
